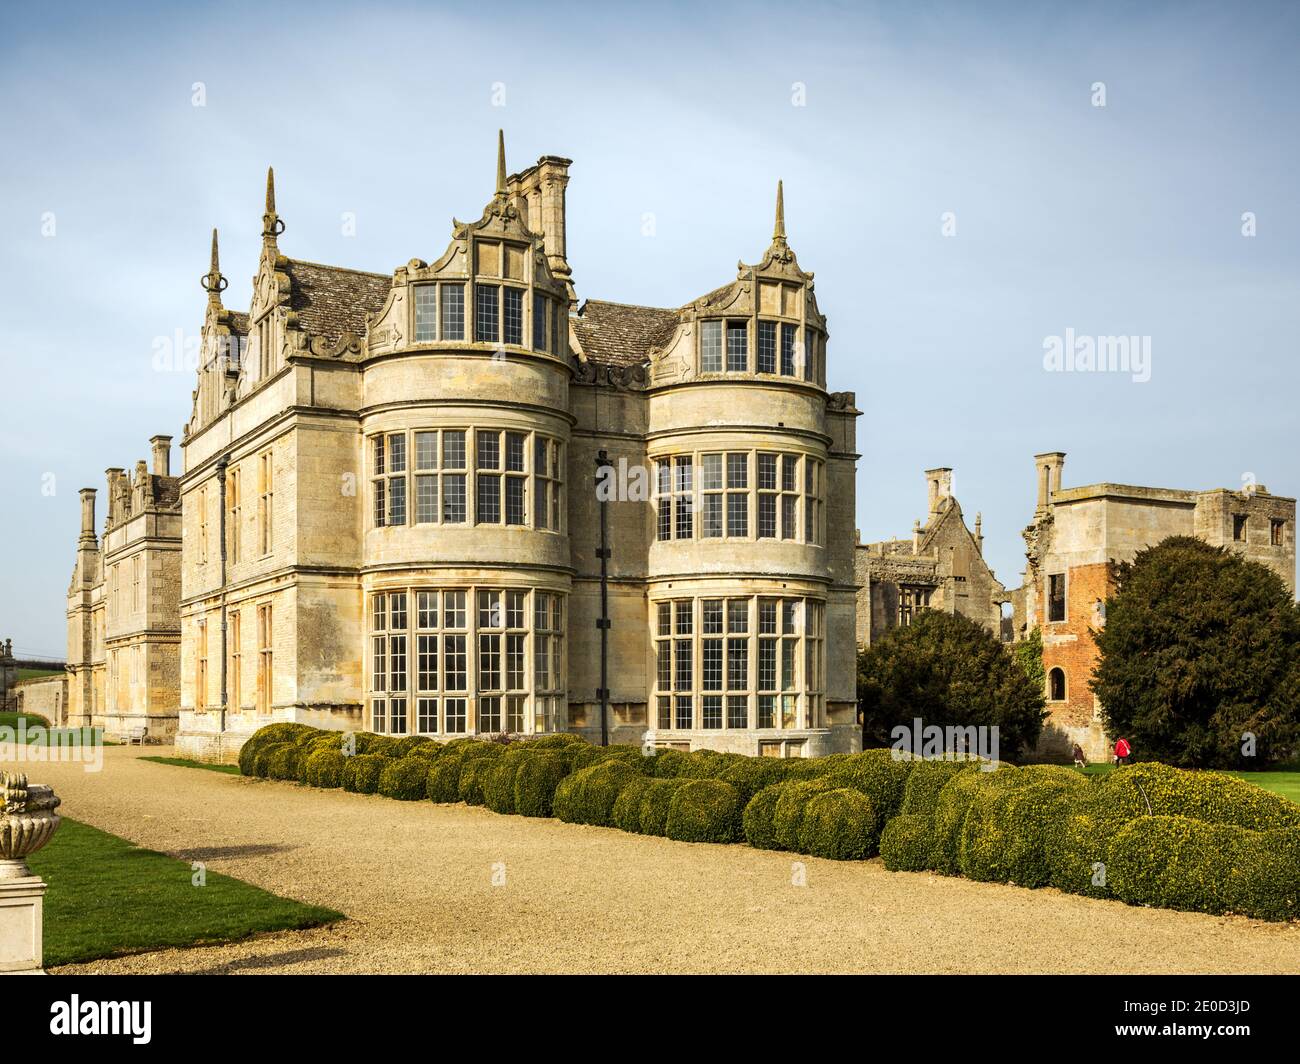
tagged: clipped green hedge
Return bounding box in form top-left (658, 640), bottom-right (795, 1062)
top-left (1101, 762), bottom-right (1300, 831)
top-left (379, 756), bottom-right (434, 801)
top-left (639, 778), bottom-right (688, 837)
top-left (742, 783), bottom-right (789, 851)
top-left (665, 780), bottom-right (743, 843)
top-left (263, 743), bottom-right (302, 782)
top-left (514, 751), bottom-right (571, 818)
top-left (458, 754), bottom-right (500, 806)
top-left (612, 775), bottom-right (655, 834)
top-left (553, 762), bottom-right (639, 827)
top-left (798, 788), bottom-right (878, 860)
top-left (824, 748), bottom-right (913, 831)
top-left (986, 777), bottom-right (1086, 888)
top-left (879, 813), bottom-right (932, 871)
top-left (304, 748), bottom-right (346, 789)
top-left (899, 757), bottom-right (973, 818)
top-left (342, 753), bottom-right (388, 794)
top-left (930, 765), bottom-right (1019, 875)
top-left (772, 778), bottom-right (838, 852)
top-left (239, 723), bottom-right (317, 775)
top-left (426, 753), bottom-right (466, 803)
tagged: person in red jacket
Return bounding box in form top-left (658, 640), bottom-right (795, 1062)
top-left (1113, 736), bottom-right (1132, 766)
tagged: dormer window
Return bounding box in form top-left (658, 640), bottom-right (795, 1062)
top-left (701, 321), bottom-right (723, 372)
top-left (726, 321), bottom-right (748, 372)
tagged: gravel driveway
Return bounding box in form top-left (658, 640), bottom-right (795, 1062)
top-left (13, 746), bottom-right (1300, 974)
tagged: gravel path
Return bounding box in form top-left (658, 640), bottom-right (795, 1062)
top-left (12, 746), bottom-right (1300, 974)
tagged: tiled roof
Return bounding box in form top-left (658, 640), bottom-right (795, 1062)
top-left (284, 259), bottom-right (392, 346)
top-left (574, 299), bottom-right (680, 367)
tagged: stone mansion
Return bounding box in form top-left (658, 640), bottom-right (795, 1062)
top-left (73, 137), bottom-right (861, 759)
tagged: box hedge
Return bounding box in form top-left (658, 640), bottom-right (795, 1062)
top-left (638, 778), bottom-right (688, 836)
top-left (457, 755), bottom-right (499, 805)
top-left (742, 783), bottom-right (789, 851)
top-left (553, 761), bottom-right (639, 827)
top-left (898, 757), bottom-right (973, 817)
top-left (1100, 762), bottom-right (1300, 831)
top-left (797, 788), bottom-right (878, 859)
top-left (879, 813), bottom-right (933, 871)
top-left (823, 749), bottom-right (913, 830)
top-left (665, 779), bottom-right (743, 843)
top-left (772, 778), bottom-right (839, 852)
top-left (238, 723), bottom-right (318, 775)
top-left (612, 775), bottom-right (655, 834)
top-left (426, 753), bottom-right (467, 803)
top-left (650, 749), bottom-right (693, 778)
top-left (981, 777), bottom-right (1086, 888)
top-left (930, 765), bottom-right (1019, 875)
top-left (304, 748), bottom-right (346, 789)
top-left (514, 751), bottom-right (573, 818)
top-left (264, 743), bottom-right (303, 782)
top-left (378, 756), bottom-right (434, 801)
top-left (342, 753), bottom-right (387, 794)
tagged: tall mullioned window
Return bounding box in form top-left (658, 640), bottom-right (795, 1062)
top-left (414, 285), bottom-right (438, 343)
top-left (369, 587), bottom-right (564, 736)
top-left (700, 320), bottom-right (723, 372)
top-left (725, 321), bottom-right (748, 372)
top-left (475, 285), bottom-right (499, 343)
top-left (654, 595), bottom-right (820, 733)
top-left (655, 450), bottom-right (821, 544)
top-left (368, 427), bottom-right (560, 530)
top-left (441, 284), bottom-right (465, 340)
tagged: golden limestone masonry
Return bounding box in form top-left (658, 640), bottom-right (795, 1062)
top-left (137, 135), bottom-right (861, 761)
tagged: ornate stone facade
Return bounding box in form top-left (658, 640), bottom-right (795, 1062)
top-left (1010, 451), bottom-right (1297, 761)
top-left (855, 468), bottom-right (1008, 646)
top-left (174, 139), bottom-right (860, 761)
top-left (64, 439), bottom-right (182, 739)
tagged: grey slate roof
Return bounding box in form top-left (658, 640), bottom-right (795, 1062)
top-left (574, 299), bottom-right (680, 367)
top-left (284, 259), bottom-right (392, 346)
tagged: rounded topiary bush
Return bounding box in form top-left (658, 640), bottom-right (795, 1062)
top-left (553, 762), bottom-right (638, 827)
top-left (899, 757), bottom-right (973, 817)
top-left (570, 744), bottom-right (652, 773)
top-left (239, 722), bottom-right (318, 775)
top-left (379, 756), bottom-right (434, 801)
top-left (458, 755), bottom-right (498, 806)
top-left (773, 778), bottom-right (838, 852)
top-left (612, 775), bottom-right (655, 834)
top-left (1107, 815), bottom-right (1232, 915)
top-left (404, 740), bottom-right (443, 761)
top-left (987, 778), bottom-right (1086, 888)
top-left (265, 743), bottom-right (302, 782)
top-left (525, 733), bottom-right (587, 751)
top-left (678, 751), bottom-right (747, 781)
top-left (426, 753), bottom-right (466, 803)
top-left (304, 748), bottom-right (346, 788)
top-left (1223, 827), bottom-right (1300, 921)
top-left (388, 735), bottom-right (435, 758)
top-left (879, 813), bottom-right (933, 871)
top-left (650, 749), bottom-right (693, 778)
top-left (251, 741), bottom-right (291, 779)
top-left (665, 779), bottom-right (743, 843)
top-left (1101, 762), bottom-right (1300, 831)
top-left (342, 753), bottom-right (387, 794)
top-left (1048, 790), bottom-right (1131, 898)
top-left (719, 757), bottom-right (795, 805)
top-left (930, 765), bottom-right (1018, 875)
top-left (824, 749), bottom-right (913, 830)
top-left (796, 788), bottom-right (877, 860)
top-left (742, 783), bottom-right (788, 850)
top-left (363, 735), bottom-right (409, 759)
top-left (638, 778), bottom-right (687, 837)
top-left (514, 751), bottom-right (571, 818)
top-left (484, 750), bottom-right (532, 815)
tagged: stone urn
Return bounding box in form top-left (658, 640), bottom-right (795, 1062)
top-left (0, 774), bottom-right (61, 880)
top-left (0, 773), bottom-right (61, 974)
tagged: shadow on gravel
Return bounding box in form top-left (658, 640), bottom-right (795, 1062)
top-left (169, 843), bottom-right (296, 861)
top-left (173, 945), bottom-right (349, 975)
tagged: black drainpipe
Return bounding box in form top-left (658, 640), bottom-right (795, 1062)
top-left (216, 456), bottom-right (229, 735)
top-left (595, 449), bottom-right (613, 746)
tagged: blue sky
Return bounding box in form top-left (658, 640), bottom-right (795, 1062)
top-left (1, 0), bottom-right (1297, 657)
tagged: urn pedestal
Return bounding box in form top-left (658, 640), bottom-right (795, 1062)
top-left (0, 775), bottom-right (62, 975)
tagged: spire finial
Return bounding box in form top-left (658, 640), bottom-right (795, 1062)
top-left (261, 166), bottom-right (285, 243)
top-left (201, 227), bottom-right (228, 302)
top-left (496, 130), bottom-right (507, 195)
top-left (773, 179), bottom-right (786, 242)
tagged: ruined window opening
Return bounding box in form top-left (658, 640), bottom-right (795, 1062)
top-left (1271, 518), bottom-right (1284, 546)
top-left (1047, 573), bottom-right (1066, 623)
top-left (1233, 513), bottom-right (1248, 541)
top-left (898, 584), bottom-right (932, 627)
top-left (1048, 667), bottom-right (1066, 702)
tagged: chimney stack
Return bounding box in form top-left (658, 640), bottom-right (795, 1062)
top-left (150, 435), bottom-right (172, 477)
top-left (925, 467), bottom-right (953, 517)
top-left (79, 488), bottom-right (97, 542)
top-left (1034, 452), bottom-right (1066, 513)
top-left (509, 155), bottom-right (574, 304)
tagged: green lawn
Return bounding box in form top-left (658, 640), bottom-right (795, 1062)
top-left (0, 711), bottom-right (109, 746)
top-left (1077, 762), bottom-right (1300, 804)
top-left (15, 668), bottom-right (63, 682)
top-left (139, 755), bottom-right (240, 775)
top-left (29, 818), bottom-right (343, 967)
